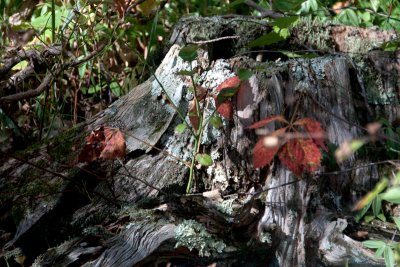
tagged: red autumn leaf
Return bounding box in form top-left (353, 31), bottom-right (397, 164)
top-left (248, 115), bottom-right (289, 129)
top-left (78, 126), bottom-right (106, 163)
top-left (300, 139), bottom-right (322, 173)
top-left (253, 138), bottom-right (280, 168)
top-left (278, 139), bottom-right (305, 176)
top-left (294, 118), bottom-right (328, 151)
top-left (252, 127), bottom-right (287, 168)
top-left (100, 127), bottom-right (126, 160)
top-left (217, 76), bottom-right (241, 91)
top-left (216, 100), bottom-right (233, 119)
top-left (78, 126), bottom-right (126, 162)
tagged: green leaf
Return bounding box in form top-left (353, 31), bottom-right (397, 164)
top-left (393, 216), bottom-right (400, 231)
top-left (78, 62), bottom-right (87, 78)
top-left (210, 116), bottom-right (223, 129)
top-left (363, 240), bottom-right (386, 249)
top-left (179, 45), bottom-right (199, 62)
top-left (196, 153), bottom-right (213, 166)
top-left (355, 200), bottom-right (372, 222)
top-left (372, 195), bottom-right (382, 217)
top-left (109, 81), bottom-right (121, 97)
top-left (273, 0), bottom-right (305, 12)
top-left (176, 70), bottom-right (196, 76)
top-left (377, 213), bottom-right (386, 222)
top-left (384, 246), bottom-right (395, 267)
top-left (381, 40), bottom-right (400, 52)
top-left (337, 9), bottom-right (360, 26)
top-left (175, 123), bottom-right (187, 134)
top-left (236, 69), bottom-right (253, 80)
top-left (375, 245), bottom-right (385, 258)
top-left (364, 214), bottom-right (375, 223)
top-left (272, 16), bottom-right (299, 29)
top-left (381, 187), bottom-right (400, 204)
top-left (218, 86), bottom-right (239, 98)
top-left (248, 31), bottom-right (286, 47)
top-left (370, 0), bottom-right (380, 12)
top-left (88, 84), bottom-right (102, 94)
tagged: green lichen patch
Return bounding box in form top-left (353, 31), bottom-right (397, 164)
top-left (174, 219), bottom-right (226, 257)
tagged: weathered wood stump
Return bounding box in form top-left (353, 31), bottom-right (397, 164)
top-left (1, 16), bottom-right (399, 267)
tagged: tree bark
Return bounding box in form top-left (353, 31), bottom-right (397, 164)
top-left (1, 16), bottom-right (399, 267)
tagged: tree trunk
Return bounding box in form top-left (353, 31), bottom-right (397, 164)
top-left (1, 16), bottom-right (398, 267)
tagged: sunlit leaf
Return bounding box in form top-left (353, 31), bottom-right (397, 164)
top-left (100, 127), bottom-right (126, 160)
top-left (362, 240), bottom-right (386, 249)
top-left (353, 178), bottom-right (388, 211)
top-left (392, 217), bottom-right (400, 231)
top-left (381, 187), bottom-right (400, 204)
top-left (384, 246), bottom-right (395, 267)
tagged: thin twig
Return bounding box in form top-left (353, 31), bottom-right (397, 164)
top-left (188, 36), bottom-right (240, 45)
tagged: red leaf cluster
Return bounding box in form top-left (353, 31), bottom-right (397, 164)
top-left (78, 126), bottom-right (126, 163)
top-left (214, 76), bottom-right (241, 119)
top-left (250, 116), bottom-right (327, 177)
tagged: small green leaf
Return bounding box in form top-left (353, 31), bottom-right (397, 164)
top-left (175, 123), bottom-right (187, 134)
top-left (381, 187), bottom-right (400, 204)
top-left (236, 69), bottom-right (253, 80)
top-left (384, 246), bottom-right (395, 267)
top-left (248, 31), bottom-right (286, 47)
top-left (376, 213), bottom-right (386, 222)
top-left (179, 45), bottom-right (199, 62)
top-left (337, 9), bottom-right (360, 26)
top-left (78, 62), bottom-right (87, 78)
top-left (363, 240), bottom-right (386, 249)
top-left (109, 81), bottom-right (121, 97)
top-left (88, 84), bottom-right (102, 94)
top-left (370, 0), bottom-right (380, 12)
top-left (210, 116), bottom-right (223, 129)
top-left (375, 245), bottom-right (385, 258)
top-left (364, 214), bottom-right (375, 223)
top-left (372, 195), bottom-right (382, 217)
top-left (218, 86), bottom-right (239, 98)
top-left (393, 217), bottom-right (400, 231)
top-left (176, 70), bottom-right (196, 76)
top-left (355, 200), bottom-right (372, 222)
top-left (272, 16), bottom-right (299, 29)
top-left (196, 153), bottom-right (213, 166)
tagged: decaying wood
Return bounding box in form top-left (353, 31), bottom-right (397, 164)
top-left (1, 16), bottom-right (399, 267)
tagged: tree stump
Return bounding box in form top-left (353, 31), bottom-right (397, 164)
top-left (1, 16), bottom-right (399, 267)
